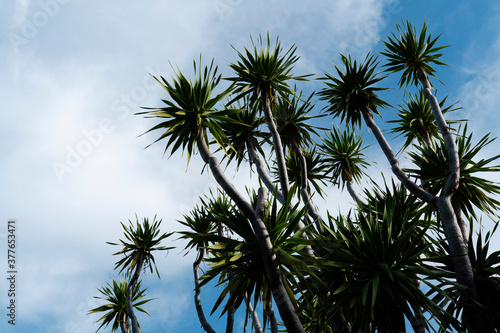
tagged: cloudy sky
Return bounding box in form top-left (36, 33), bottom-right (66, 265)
top-left (2, 0), bottom-right (500, 332)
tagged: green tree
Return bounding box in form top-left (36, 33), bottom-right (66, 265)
top-left (178, 198), bottom-right (219, 333)
top-left (388, 90), bottom-right (460, 150)
top-left (107, 216), bottom-right (174, 333)
top-left (381, 20), bottom-right (496, 331)
top-left (318, 125), bottom-right (369, 206)
top-left (141, 38), bottom-right (308, 332)
top-left (88, 279), bottom-right (153, 333)
top-left (121, 22), bottom-right (500, 333)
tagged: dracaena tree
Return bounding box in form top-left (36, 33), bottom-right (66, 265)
top-left (178, 198), bottom-right (219, 333)
top-left (273, 91), bottom-right (326, 223)
top-left (88, 279), bottom-right (154, 333)
top-left (103, 21), bottom-right (500, 333)
top-left (192, 191), bottom-right (309, 333)
top-left (227, 34), bottom-right (310, 202)
top-left (318, 125), bottom-right (369, 206)
top-left (381, 20), bottom-right (493, 332)
top-left (107, 216), bottom-right (174, 333)
top-left (140, 49), bottom-right (307, 332)
top-left (388, 90), bottom-right (461, 150)
top-left (317, 20), bottom-right (497, 331)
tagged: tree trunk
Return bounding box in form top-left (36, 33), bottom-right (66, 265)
top-left (217, 220), bottom-right (235, 333)
top-left (119, 312), bottom-right (129, 333)
top-left (416, 67), bottom-right (484, 332)
top-left (437, 197), bottom-right (483, 332)
top-left (265, 300), bottom-right (279, 333)
top-left (262, 89), bottom-right (290, 199)
top-left (417, 68), bottom-right (460, 197)
top-left (127, 253), bottom-right (143, 333)
top-left (452, 193), bottom-right (468, 243)
top-left (247, 136), bottom-right (313, 243)
top-left (289, 139), bottom-right (346, 331)
top-left (289, 138), bottom-right (322, 225)
top-left (193, 248), bottom-right (217, 333)
top-left (246, 296), bottom-right (263, 333)
top-left (346, 179), bottom-right (365, 207)
top-left (246, 138), bottom-right (284, 203)
top-left (196, 130), bottom-right (305, 333)
top-left (360, 107), bottom-right (435, 205)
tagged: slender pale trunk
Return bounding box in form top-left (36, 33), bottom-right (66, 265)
top-left (264, 300), bottom-right (279, 333)
top-left (196, 130), bottom-right (305, 333)
top-left (289, 138), bottom-right (322, 225)
top-left (437, 197), bottom-right (482, 331)
top-left (417, 67), bottom-right (483, 331)
top-left (360, 107), bottom-right (435, 204)
top-left (127, 253), bottom-right (143, 333)
top-left (417, 68), bottom-right (460, 197)
top-left (273, 124), bottom-right (346, 332)
top-left (119, 312), bottom-right (129, 333)
top-left (248, 135), bottom-right (315, 258)
top-left (255, 188), bottom-right (305, 333)
top-left (217, 221), bottom-right (235, 333)
top-left (452, 194), bottom-right (468, 243)
top-left (288, 139), bottom-right (345, 331)
top-left (412, 129), bottom-right (434, 333)
top-left (246, 138), bottom-right (285, 203)
top-left (246, 296), bottom-right (263, 333)
top-left (346, 180), bottom-right (365, 207)
top-left (247, 137), bottom-right (311, 233)
top-left (262, 89), bottom-right (290, 199)
top-left (278, 138), bottom-right (317, 259)
top-left (193, 248), bottom-right (217, 333)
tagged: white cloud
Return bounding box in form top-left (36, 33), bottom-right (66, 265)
top-left (3, 1), bottom-right (500, 331)
top-left (11, 0), bottom-right (30, 28)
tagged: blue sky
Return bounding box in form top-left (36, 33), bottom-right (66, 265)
top-left (1, 0), bottom-right (500, 332)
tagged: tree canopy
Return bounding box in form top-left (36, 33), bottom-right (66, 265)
top-left (90, 20), bottom-right (500, 333)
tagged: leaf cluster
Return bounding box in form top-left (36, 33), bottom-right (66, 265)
top-left (138, 58), bottom-right (239, 166)
top-left (227, 33), bottom-right (310, 106)
top-left (108, 215), bottom-right (174, 278)
top-left (88, 279), bottom-right (153, 333)
top-left (381, 19), bottom-right (450, 88)
top-left (407, 125), bottom-right (500, 220)
top-left (318, 54), bottom-right (389, 128)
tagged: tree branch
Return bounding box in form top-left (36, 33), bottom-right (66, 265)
top-left (196, 130), bottom-right (305, 333)
top-left (290, 138), bottom-right (322, 226)
top-left (127, 253), bottom-right (143, 333)
top-left (246, 138), bottom-right (285, 204)
top-left (361, 107), bottom-right (436, 206)
top-left (193, 248), bottom-right (217, 333)
top-left (262, 89), bottom-right (290, 199)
